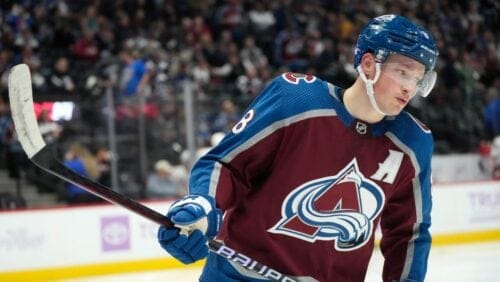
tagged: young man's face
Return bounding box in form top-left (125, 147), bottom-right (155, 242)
top-left (374, 54), bottom-right (426, 115)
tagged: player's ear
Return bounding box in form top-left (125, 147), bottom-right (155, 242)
top-left (360, 53), bottom-right (376, 79)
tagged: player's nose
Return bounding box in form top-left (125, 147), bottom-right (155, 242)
top-left (401, 83), bottom-right (414, 97)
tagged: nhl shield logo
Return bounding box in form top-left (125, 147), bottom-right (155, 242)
top-left (356, 121), bottom-right (367, 134)
top-left (268, 159), bottom-right (385, 251)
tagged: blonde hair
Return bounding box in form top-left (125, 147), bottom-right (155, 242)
top-left (68, 143), bottom-right (101, 180)
top-left (154, 160), bottom-right (172, 172)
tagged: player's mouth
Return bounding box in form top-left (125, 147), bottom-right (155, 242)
top-left (396, 97), bottom-right (408, 105)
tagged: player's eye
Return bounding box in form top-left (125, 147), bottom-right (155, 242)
top-left (398, 69), bottom-right (407, 77)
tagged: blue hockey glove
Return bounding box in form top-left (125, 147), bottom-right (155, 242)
top-left (157, 228), bottom-right (209, 264)
top-left (157, 194), bottom-right (222, 264)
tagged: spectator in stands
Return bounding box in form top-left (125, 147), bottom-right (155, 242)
top-left (239, 35), bottom-right (269, 73)
top-left (91, 144), bottom-right (112, 188)
top-left (63, 142), bottom-right (102, 204)
top-left (236, 67), bottom-right (265, 98)
top-left (204, 31), bottom-right (243, 84)
top-left (13, 27), bottom-right (39, 52)
top-left (273, 25), bottom-right (306, 71)
top-left (214, 0), bottom-right (244, 40)
top-left (484, 87), bottom-right (500, 140)
top-left (38, 109), bottom-right (63, 145)
top-left (119, 48), bottom-right (150, 99)
top-left (0, 92), bottom-right (26, 181)
top-left (191, 16), bottom-right (213, 44)
top-left (48, 57), bottom-right (75, 93)
top-left (51, 19), bottom-right (76, 57)
top-left (308, 38), bottom-right (337, 74)
top-left (146, 159), bottom-right (183, 199)
top-left (72, 29), bottom-right (100, 63)
top-left (115, 48), bottom-right (153, 120)
top-left (212, 99), bottom-right (240, 133)
top-left (191, 56), bottom-right (211, 86)
top-left (481, 85), bottom-right (500, 179)
top-left (248, 1), bottom-right (276, 36)
top-left (492, 137), bottom-right (500, 179)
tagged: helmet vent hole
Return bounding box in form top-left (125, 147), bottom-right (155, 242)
top-left (388, 32), bottom-right (415, 47)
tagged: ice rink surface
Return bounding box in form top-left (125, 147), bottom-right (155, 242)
top-left (64, 241), bottom-right (500, 282)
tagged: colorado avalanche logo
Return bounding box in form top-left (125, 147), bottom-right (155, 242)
top-left (268, 159), bottom-right (385, 251)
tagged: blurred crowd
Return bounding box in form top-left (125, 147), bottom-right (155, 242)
top-left (0, 0), bottom-right (498, 204)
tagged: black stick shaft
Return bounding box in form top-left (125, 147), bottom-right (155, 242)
top-left (33, 148), bottom-right (172, 227)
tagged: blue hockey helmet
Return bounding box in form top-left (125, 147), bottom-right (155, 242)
top-left (354, 14), bottom-right (438, 72)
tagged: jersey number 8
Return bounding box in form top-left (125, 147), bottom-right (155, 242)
top-left (232, 109), bottom-right (255, 134)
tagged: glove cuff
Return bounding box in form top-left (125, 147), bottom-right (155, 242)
top-left (194, 194), bottom-right (222, 238)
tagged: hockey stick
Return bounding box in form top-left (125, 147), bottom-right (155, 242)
top-left (8, 64), bottom-right (297, 282)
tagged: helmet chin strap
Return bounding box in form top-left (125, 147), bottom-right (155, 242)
top-left (356, 63), bottom-right (388, 116)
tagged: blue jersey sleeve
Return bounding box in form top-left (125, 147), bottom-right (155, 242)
top-left (381, 113), bottom-right (434, 281)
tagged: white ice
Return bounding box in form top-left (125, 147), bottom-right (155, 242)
top-left (63, 241), bottom-right (500, 282)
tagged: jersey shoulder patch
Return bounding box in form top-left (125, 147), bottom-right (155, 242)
top-left (281, 72), bottom-right (317, 84)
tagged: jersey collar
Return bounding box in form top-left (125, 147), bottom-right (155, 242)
top-left (327, 83), bottom-right (391, 137)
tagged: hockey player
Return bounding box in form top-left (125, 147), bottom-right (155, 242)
top-left (158, 14), bottom-right (438, 282)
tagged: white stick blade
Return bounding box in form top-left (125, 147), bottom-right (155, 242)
top-left (8, 64), bottom-right (46, 158)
